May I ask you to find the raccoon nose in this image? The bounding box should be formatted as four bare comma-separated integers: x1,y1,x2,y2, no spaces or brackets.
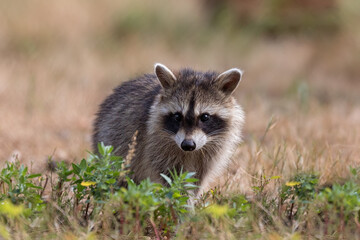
181,139,196,151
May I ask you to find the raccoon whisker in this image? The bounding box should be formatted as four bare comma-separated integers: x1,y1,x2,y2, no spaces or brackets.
199,148,207,160
202,144,219,157
207,130,227,136
211,137,227,142
206,144,224,153
207,138,226,146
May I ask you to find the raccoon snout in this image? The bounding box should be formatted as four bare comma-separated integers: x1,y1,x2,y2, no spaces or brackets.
181,139,196,151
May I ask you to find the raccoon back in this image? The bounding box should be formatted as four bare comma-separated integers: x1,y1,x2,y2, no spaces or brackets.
92,74,161,157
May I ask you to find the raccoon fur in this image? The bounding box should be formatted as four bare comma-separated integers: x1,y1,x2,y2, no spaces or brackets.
92,63,245,193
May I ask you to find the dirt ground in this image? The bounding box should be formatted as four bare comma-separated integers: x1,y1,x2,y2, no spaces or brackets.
1,0,359,194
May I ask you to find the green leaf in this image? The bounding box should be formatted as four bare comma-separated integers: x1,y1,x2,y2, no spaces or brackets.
28,184,42,190
77,184,86,192
186,178,198,183
350,167,357,176
184,183,198,188
160,174,172,185
185,172,196,178
178,196,189,202
165,192,174,199
72,164,80,174
79,159,87,170
173,192,181,198
27,174,41,179
98,142,105,156
106,179,116,184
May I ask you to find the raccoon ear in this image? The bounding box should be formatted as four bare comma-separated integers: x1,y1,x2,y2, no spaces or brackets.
154,63,177,89
214,68,243,96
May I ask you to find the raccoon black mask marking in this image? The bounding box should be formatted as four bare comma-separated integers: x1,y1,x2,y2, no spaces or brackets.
92,63,245,194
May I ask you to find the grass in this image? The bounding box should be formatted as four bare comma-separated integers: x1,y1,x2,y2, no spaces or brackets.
1,0,360,238
1,143,360,239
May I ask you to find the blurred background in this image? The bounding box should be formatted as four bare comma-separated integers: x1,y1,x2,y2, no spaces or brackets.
0,0,359,188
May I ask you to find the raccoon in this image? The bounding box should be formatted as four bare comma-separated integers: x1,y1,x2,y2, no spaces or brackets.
92,63,245,193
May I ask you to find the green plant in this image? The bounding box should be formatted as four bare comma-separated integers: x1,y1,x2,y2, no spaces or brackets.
72,143,125,200
281,173,319,202
0,161,44,212
68,143,126,221
280,173,319,221
101,170,198,238
103,178,160,236
317,181,360,236
155,170,198,236
2,143,360,238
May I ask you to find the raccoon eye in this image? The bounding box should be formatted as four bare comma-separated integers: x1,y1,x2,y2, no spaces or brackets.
173,112,183,122
200,113,210,122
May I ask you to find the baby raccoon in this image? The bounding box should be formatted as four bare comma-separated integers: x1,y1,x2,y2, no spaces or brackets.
92,63,245,193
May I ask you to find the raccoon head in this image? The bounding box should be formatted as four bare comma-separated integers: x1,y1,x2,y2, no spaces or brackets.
152,63,243,152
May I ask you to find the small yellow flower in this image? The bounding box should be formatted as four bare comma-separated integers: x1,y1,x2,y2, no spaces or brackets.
204,204,229,218
81,181,96,187
285,181,301,187
270,176,281,180
0,200,24,218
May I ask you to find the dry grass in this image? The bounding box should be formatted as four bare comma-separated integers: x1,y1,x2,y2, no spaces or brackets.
0,0,360,197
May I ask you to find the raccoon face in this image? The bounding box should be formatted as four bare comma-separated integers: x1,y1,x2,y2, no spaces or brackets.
154,63,243,152
163,111,226,151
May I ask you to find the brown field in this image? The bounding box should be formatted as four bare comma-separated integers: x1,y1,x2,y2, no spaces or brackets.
1,0,360,195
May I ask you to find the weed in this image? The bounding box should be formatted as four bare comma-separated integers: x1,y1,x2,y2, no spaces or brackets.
0,145,360,238
0,161,44,212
